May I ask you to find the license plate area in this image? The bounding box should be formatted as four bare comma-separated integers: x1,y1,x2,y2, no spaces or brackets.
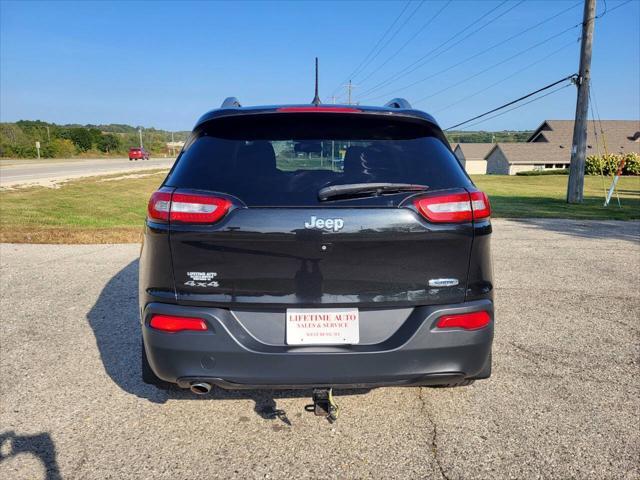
286,308,359,345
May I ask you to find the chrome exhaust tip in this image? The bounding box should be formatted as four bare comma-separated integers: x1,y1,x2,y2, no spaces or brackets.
190,382,212,395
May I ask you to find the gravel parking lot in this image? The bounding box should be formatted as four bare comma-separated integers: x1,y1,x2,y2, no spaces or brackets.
1,219,638,480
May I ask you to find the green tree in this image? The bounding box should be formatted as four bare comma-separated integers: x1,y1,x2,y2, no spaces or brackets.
69,128,93,151
88,128,102,146
96,134,120,153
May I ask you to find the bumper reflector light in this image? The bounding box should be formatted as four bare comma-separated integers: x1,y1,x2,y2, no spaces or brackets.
149,314,208,333
436,311,491,330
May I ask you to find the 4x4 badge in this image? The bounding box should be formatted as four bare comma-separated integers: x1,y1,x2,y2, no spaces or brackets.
304,215,344,232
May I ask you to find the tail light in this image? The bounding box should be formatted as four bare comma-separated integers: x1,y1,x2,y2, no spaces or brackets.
170,192,232,223
414,190,491,223
148,189,172,221
469,191,491,220
436,311,491,330
147,189,233,224
149,314,208,333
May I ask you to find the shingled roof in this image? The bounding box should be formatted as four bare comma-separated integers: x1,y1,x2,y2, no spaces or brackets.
454,143,494,161
487,143,571,164
528,120,640,153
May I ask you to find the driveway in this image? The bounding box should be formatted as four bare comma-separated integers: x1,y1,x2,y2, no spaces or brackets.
0,219,638,479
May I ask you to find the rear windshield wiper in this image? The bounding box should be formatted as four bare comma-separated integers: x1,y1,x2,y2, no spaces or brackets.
318,183,429,202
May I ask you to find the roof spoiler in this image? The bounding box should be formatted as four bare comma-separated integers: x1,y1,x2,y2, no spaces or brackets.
221,97,242,108
384,98,412,109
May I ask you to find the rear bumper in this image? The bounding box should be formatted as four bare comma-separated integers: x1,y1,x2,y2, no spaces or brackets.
141,299,493,389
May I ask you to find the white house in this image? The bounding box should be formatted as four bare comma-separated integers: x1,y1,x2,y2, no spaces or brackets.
485,143,570,175
453,143,493,174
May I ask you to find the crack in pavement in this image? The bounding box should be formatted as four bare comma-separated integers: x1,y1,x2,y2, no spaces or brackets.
418,387,450,480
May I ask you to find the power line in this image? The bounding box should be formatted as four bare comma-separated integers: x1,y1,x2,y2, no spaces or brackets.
350,0,426,83
458,84,573,130
444,74,577,130
359,1,581,102
599,0,608,18
330,1,412,96
362,0,629,101
412,24,579,105
388,0,632,110
593,0,636,19
356,1,452,86
357,0,515,98
433,39,578,114
442,0,635,133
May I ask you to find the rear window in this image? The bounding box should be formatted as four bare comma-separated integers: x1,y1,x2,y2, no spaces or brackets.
165,113,471,207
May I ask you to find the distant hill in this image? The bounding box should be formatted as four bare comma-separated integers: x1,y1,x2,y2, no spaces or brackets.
0,120,190,158
445,130,532,144
1,120,532,159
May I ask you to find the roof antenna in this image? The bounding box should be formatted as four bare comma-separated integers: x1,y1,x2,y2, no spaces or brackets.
311,57,321,105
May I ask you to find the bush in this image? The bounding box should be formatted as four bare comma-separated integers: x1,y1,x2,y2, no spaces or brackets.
68,128,93,152
516,169,569,176
586,152,640,176
96,134,121,153
0,143,36,158
48,138,76,158
624,152,640,175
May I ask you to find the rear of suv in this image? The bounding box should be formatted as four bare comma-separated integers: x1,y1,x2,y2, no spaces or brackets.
139,99,494,393
129,147,150,161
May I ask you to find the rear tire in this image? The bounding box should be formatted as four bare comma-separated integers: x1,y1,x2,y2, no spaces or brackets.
141,340,173,390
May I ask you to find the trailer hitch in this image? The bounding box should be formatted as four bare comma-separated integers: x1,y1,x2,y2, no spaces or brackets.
305,388,339,422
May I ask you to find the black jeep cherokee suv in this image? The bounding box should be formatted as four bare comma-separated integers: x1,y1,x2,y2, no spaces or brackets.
139,98,493,393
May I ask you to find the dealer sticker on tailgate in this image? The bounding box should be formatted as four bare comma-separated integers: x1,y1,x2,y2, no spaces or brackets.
286,308,359,345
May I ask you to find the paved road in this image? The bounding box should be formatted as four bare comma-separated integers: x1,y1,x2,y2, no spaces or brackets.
1,219,638,480
0,157,174,187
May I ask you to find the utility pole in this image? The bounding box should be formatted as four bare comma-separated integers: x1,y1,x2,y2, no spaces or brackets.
139,128,144,149
342,80,357,105
567,0,596,204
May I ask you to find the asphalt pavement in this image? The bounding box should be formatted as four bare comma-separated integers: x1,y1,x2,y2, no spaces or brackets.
0,218,638,479
0,157,174,187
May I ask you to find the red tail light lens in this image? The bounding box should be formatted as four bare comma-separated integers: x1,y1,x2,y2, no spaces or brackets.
149,314,208,333
170,192,232,224
414,191,491,223
436,311,491,330
415,192,473,223
146,189,233,224
470,191,491,219
147,190,172,221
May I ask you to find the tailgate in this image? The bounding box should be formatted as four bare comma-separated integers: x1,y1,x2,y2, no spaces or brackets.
169,207,472,307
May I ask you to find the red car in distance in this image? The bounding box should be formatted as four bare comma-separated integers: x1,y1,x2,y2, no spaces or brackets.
129,147,150,161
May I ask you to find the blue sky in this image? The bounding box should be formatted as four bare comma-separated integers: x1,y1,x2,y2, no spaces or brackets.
1,0,638,131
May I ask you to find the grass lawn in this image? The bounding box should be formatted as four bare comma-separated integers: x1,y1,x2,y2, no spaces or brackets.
473,174,640,221
0,170,168,243
0,171,638,243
